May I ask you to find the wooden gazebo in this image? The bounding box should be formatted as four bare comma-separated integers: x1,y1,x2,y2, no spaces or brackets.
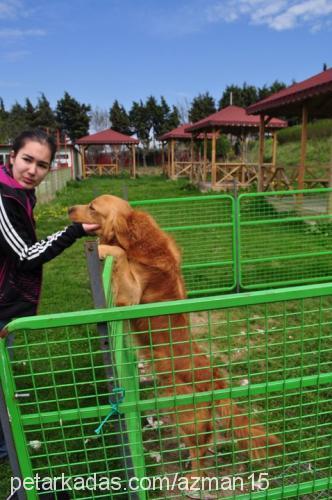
158,125,212,180
185,105,287,191
76,129,139,178
247,68,332,190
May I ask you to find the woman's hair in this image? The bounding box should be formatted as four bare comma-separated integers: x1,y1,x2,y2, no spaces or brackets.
12,129,57,164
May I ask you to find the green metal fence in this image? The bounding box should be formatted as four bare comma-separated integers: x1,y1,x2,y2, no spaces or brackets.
131,195,236,296
238,188,332,290
133,188,332,293
1,277,331,498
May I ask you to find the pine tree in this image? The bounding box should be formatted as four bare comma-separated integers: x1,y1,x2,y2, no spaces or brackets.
0,98,9,143
109,100,131,135
5,102,30,141
56,91,91,141
33,93,57,130
129,100,151,166
189,92,216,123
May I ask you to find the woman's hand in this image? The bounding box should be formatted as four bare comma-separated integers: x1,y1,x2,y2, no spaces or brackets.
82,223,100,235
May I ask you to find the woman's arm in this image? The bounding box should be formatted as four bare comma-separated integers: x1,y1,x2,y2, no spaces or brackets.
0,193,87,271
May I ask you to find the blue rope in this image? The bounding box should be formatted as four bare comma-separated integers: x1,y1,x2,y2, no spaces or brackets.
95,387,125,435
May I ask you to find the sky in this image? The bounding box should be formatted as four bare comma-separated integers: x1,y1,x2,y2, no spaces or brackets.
0,0,332,116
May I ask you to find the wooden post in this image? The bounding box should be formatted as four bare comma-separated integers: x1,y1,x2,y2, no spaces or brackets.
190,137,194,162
161,141,165,173
203,133,207,181
258,114,265,191
211,128,217,187
167,141,170,176
298,103,308,190
81,145,87,178
132,144,136,178
328,137,332,214
171,139,175,178
272,130,277,169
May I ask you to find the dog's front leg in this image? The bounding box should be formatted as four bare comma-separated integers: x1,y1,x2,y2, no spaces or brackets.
98,244,142,306
98,244,126,260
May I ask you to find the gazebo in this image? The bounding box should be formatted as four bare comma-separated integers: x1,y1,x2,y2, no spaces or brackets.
247,68,332,190
185,105,287,191
76,129,139,178
158,125,213,180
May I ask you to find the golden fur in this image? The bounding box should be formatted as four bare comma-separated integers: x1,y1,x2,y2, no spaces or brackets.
68,194,280,478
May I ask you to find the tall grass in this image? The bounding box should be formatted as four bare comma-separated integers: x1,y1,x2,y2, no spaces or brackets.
277,118,332,144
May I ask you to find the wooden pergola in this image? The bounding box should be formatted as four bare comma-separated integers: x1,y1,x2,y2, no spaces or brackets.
185,105,287,191
247,68,332,191
76,129,139,178
158,125,212,180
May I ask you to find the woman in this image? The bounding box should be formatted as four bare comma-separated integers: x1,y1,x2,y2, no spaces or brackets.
0,129,99,460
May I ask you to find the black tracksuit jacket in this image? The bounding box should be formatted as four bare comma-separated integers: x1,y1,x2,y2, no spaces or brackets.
0,166,85,323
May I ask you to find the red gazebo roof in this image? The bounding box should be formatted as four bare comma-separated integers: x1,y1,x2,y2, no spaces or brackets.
185,105,287,133
158,124,213,141
247,68,332,117
76,128,139,145
159,124,192,141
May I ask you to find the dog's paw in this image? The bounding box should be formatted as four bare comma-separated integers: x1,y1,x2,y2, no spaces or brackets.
98,244,125,260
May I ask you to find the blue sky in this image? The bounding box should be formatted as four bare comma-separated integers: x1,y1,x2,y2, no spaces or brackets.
0,0,332,116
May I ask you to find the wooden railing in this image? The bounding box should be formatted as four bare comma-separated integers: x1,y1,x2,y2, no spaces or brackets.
214,162,260,188
84,163,119,176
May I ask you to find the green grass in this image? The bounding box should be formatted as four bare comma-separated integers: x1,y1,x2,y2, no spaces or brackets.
1,175,331,498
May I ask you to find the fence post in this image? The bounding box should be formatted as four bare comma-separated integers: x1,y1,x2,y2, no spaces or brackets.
85,241,140,500
232,179,241,293
0,382,26,499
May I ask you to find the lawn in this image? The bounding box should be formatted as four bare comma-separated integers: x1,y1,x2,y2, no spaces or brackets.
0,175,331,498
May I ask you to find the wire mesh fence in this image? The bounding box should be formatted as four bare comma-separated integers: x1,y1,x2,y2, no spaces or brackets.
1,281,331,499
132,188,332,293
238,188,332,290
131,195,236,296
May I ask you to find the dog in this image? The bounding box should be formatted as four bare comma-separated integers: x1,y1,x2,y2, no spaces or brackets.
68,194,280,479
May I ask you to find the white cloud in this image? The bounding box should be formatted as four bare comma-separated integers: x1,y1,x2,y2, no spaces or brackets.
1,49,30,61
0,28,46,38
0,79,21,87
205,0,332,31
0,0,23,19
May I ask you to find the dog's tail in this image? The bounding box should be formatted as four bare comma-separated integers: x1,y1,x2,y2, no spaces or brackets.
217,397,281,460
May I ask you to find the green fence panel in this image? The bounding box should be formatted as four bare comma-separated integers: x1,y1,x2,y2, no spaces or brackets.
1,281,331,498
131,194,236,296
238,188,332,290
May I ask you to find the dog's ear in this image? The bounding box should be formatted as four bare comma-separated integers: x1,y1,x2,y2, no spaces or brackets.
113,214,130,249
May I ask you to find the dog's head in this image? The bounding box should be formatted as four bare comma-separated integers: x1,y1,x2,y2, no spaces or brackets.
68,194,133,247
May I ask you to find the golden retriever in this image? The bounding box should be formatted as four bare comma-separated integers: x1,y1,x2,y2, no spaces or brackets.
68,194,280,479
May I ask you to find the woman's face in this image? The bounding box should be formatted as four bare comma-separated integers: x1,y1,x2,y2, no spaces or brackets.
11,140,52,189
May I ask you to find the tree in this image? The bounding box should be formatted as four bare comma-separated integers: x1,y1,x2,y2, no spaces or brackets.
5,102,30,141
129,100,151,166
56,91,90,141
24,98,36,128
0,98,9,143
258,80,287,101
90,106,110,133
189,92,216,123
32,93,57,130
219,83,258,109
109,100,131,135
146,95,179,141
166,105,180,131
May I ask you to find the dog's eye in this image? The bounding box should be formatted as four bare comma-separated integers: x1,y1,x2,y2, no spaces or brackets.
89,205,95,212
